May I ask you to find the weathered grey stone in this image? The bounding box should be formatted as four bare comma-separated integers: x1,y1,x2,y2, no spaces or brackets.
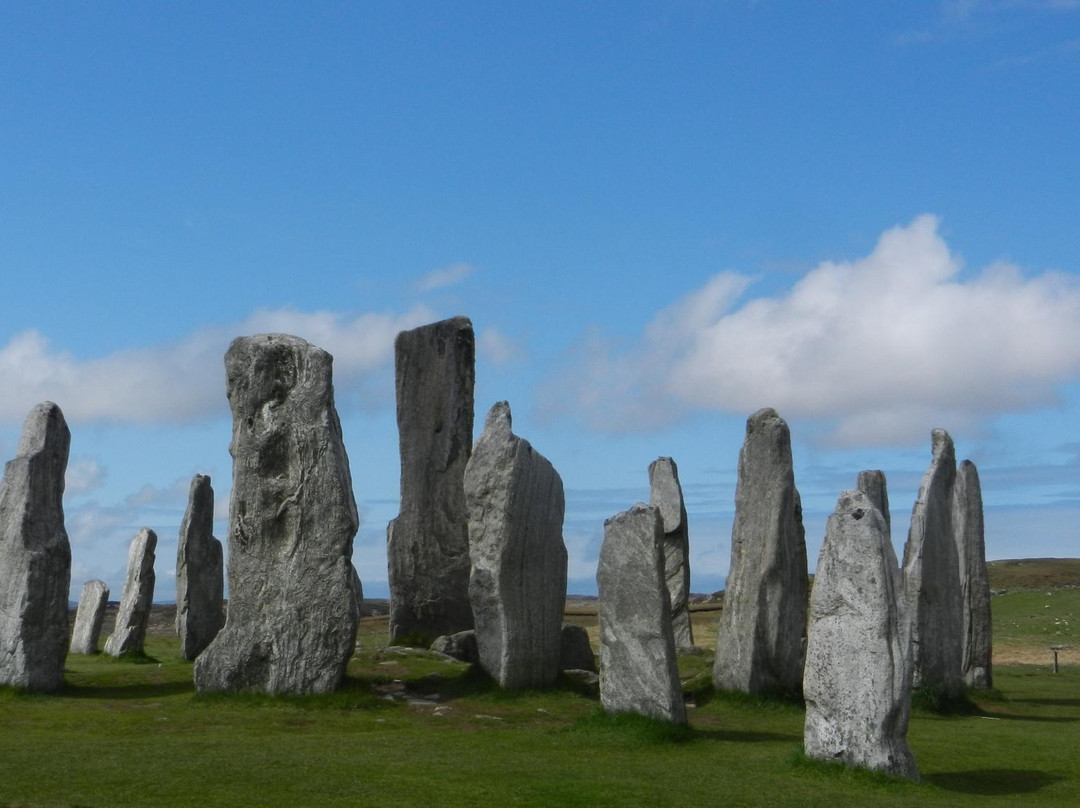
194,334,360,695
388,316,475,642
902,429,963,698
597,503,686,724
955,459,992,689
104,528,157,657
560,624,596,673
804,489,918,781
465,402,567,689
648,457,694,649
70,579,109,655
713,408,808,696
175,474,225,660
430,630,479,664
0,402,71,691
856,469,891,535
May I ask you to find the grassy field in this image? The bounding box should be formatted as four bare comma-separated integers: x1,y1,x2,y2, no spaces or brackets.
2,566,1079,808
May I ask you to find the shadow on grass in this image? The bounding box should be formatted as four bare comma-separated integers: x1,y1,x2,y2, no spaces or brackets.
568,708,799,745
926,769,1066,795
695,684,804,712
193,675,394,711
61,680,194,700
980,712,1079,723
1010,696,1080,708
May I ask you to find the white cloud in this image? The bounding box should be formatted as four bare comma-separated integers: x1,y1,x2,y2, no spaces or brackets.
65,457,107,495
545,215,1080,446
0,304,435,426
477,326,524,368
414,262,477,293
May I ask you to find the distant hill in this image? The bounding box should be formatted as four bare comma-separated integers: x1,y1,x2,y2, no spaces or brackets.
987,558,1080,591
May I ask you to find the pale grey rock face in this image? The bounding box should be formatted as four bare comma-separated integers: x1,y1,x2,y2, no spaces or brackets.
0,402,71,692
465,402,567,689
104,528,157,657
955,460,992,689
804,489,918,781
559,624,596,673
194,334,360,695
388,317,475,642
902,429,963,697
430,630,479,664
597,503,686,724
175,474,225,660
856,469,891,535
713,408,808,696
70,579,110,655
648,457,694,649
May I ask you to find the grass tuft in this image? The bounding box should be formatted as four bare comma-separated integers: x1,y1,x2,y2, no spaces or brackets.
786,748,919,790
569,706,697,744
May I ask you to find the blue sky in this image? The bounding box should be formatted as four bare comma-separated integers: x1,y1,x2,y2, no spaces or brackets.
2,1,1078,600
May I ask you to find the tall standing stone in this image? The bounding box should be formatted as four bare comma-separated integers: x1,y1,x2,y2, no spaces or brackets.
175,474,225,660
70,579,110,655
856,469,891,535
465,402,567,689
597,503,686,724
104,528,157,657
0,402,71,692
955,459,992,689
194,334,360,695
804,489,918,781
648,457,694,649
902,429,963,697
713,408,808,696
387,316,475,642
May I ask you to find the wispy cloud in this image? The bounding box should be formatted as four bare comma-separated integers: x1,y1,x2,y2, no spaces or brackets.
65,457,107,494
415,262,478,293
477,326,524,368
542,215,1080,447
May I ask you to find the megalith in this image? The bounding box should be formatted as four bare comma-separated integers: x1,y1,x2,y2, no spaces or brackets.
465,402,567,689
902,429,963,697
194,334,360,695
804,489,918,781
104,527,157,657
597,503,686,724
560,624,596,673
955,459,992,689
856,469,891,535
0,402,71,692
713,408,808,696
648,457,694,649
387,316,475,643
175,474,225,660
70,579,110,655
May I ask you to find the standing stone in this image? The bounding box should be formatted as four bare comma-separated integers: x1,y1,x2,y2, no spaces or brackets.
175,474,225,660
104,528,157,657
804,489,918,781
856,469,891,535
560,624,596,673
955,459,992,689
0,402,71,692
70,579,110,655
194,334,360,695
597,503,686,724
902,429,963,698
713,408,808,696
465,402,567,689
388,317,475,642
648,457,694,649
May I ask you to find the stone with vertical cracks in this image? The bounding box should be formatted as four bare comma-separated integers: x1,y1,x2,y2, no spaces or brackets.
597,503,686,724
388,317,475,642
70,579,110,655
465,402,567,689
176,474,225,660
955,460,992,689
0,402,71,691
902,429,963,698
804,489,918,781
648,457,694,649
105,528,157,657
713,408,808,696
856,470,891,535
194,334,360,694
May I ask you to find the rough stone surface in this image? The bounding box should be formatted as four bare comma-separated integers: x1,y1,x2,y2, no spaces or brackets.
0,402,71,691
713,408,808,696
104,528,157,657
856,469,891,535
597,503,686,724
175,474,225,660
559,624,596,673
804,489,919,781
388,316,475,642
955,459,992,689
465,402,567,689
194,334,360,695
70,579,110,655
648,457,694,649
430,630,479,664
902,429,963,698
